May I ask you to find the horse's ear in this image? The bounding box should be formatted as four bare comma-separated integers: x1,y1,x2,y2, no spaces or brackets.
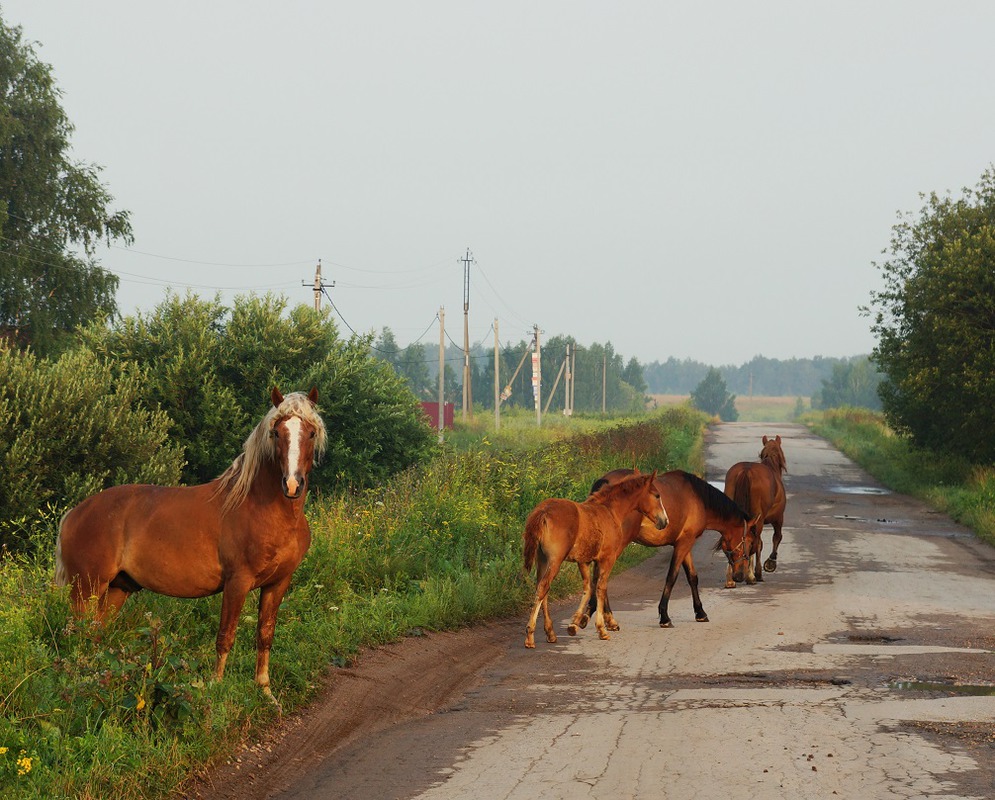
271,386,284,407
762,435,769,444
775,435,781,443
307,386,319,405
633,466,641,475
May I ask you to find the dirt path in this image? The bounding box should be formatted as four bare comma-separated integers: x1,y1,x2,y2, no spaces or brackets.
183,422,995,800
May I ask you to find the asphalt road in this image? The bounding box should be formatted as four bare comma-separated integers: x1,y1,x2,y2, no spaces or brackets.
189,422,995,800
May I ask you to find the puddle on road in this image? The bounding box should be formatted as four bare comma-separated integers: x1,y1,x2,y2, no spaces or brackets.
829,485,891,495
891,681,995,697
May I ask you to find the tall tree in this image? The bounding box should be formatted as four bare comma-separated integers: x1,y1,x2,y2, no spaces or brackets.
691,367,738,421
0,15,132,353
867,167,995,461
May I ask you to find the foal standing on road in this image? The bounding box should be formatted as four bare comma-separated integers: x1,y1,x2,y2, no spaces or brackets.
522,472,668,648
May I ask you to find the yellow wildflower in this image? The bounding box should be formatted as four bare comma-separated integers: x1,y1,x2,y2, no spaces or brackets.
16,755,32,775
0,746,7,755
136,695,146,711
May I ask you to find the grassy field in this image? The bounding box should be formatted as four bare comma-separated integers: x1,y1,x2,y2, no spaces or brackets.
648,394,809,423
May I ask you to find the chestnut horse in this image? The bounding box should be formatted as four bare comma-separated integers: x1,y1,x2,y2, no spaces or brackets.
723,434,787,581
522,472,668,648
55,387,326,701
586,469,752,630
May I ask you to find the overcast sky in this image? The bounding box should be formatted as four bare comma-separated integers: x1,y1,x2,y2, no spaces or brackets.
5,2,994,366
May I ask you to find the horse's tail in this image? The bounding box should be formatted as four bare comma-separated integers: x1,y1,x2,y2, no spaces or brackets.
522,508,547,575
53,512,70,587
732,472,755,528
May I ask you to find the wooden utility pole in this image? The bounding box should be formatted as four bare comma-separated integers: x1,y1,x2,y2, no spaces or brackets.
602,353,607,414
493,318,500,431
533,324,542,427
301,259,332,311
438,307,445,443
461,248,474,421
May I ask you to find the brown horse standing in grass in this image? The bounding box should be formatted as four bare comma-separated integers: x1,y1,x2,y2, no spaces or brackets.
522,472,668,648
723,434,787,581
55,387,326,702
586,469,753,630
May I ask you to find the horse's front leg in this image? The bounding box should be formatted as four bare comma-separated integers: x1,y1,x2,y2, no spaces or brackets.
582,562,619,631
215,576,253,682
594,554,619,640
256,574,294,708
681,553,708,622
657,547,685,628
753,530,765,582
764,521,783,573
568,562,592,636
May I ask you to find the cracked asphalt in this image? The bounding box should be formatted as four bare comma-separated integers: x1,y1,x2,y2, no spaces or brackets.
197,422,995,800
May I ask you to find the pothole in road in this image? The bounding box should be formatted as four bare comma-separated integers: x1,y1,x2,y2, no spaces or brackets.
829,485,891,495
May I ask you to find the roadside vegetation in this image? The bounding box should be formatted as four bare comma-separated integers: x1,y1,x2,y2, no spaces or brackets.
810,408,995,548
0,406,707,799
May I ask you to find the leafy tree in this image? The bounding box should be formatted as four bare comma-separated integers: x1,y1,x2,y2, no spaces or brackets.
812,357,883,410
0,342,183,550
399,342,433,399
622,356,647,395
691,367,738,421
867,167,995,461
0,15,132,354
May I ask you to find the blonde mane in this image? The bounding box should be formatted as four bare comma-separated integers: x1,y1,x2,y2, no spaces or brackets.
216,392,327,515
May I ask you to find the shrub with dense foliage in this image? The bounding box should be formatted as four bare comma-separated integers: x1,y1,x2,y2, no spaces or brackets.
82,292,438,489
0,343,183,552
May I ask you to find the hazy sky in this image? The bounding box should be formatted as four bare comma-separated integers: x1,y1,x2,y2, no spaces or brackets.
5,2,995,366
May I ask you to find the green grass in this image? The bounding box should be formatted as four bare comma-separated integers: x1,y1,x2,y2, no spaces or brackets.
0,406,708,799
809,407,995,547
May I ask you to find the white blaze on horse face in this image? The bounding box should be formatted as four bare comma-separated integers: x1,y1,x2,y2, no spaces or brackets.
283,417,303,495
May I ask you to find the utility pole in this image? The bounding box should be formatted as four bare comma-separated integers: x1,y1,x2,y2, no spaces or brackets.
533,324,542,427
493,318,500,431
564,342,573,416
301,259,333,311
438,307,445,443
460,248,475,421
602,353,607,415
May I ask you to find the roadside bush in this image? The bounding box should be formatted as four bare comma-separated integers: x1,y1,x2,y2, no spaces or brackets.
0,344,183,552
81,292,438,490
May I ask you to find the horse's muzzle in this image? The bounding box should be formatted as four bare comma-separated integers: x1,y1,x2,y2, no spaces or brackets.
653,511,668,530
282,475,304,499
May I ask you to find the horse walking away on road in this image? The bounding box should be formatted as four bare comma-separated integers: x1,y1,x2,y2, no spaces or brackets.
723,434,787,580
522,471,668,648
55,387,326,703
586,468,752,630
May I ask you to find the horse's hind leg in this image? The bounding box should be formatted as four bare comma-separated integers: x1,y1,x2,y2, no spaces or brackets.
764,521,783,573
593,553,620,640
568,562,592,636
525,553,560,648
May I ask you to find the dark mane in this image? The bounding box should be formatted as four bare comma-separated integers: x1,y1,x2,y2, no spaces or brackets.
682,472,749,521
589,468,636,497
587,472,647,505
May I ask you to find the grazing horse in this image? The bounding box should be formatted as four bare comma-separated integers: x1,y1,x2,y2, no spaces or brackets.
723,434,787,581
55,387,325,701
586,469,752,630
522,472,668,648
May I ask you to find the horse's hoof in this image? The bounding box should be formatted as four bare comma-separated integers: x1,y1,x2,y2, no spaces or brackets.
578,614,589,629
724,581,736,589
525,640,535,649
763,559,778,573
598,631,611,641
546,633,557,643
567,624,578,636
659,620,674,629
696,615,709,623
607,622,620,632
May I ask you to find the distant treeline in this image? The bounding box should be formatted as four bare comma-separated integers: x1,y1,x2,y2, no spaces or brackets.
644,355,871,397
